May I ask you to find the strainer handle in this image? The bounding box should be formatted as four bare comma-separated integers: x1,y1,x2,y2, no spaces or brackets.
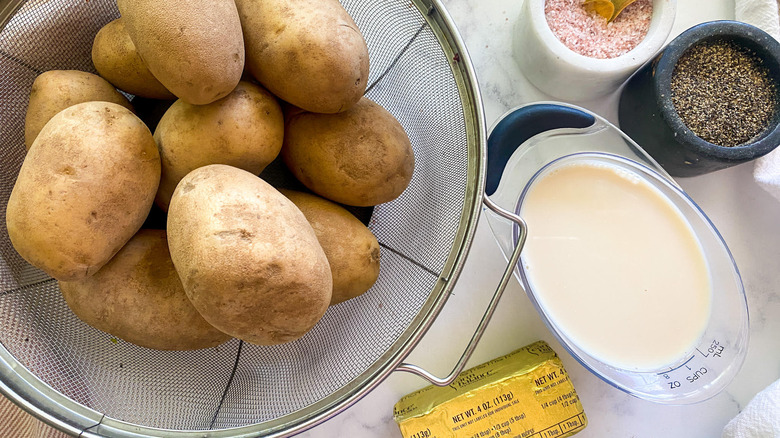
394,196,527,386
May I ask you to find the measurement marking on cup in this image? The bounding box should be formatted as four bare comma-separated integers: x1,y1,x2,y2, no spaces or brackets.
697,340,724,358
657,355,695,375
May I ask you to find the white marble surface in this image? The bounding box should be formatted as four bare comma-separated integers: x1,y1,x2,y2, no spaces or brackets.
300,0,780,437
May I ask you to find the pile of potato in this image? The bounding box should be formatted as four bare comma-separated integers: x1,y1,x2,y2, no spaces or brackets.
6,0,415,350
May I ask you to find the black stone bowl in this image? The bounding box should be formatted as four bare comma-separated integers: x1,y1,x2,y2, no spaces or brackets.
618,20,780,177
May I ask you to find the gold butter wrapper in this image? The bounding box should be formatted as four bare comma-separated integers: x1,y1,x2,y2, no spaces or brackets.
393,341,587,438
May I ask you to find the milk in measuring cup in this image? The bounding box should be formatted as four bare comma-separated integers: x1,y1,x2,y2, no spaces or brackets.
520,160,712,372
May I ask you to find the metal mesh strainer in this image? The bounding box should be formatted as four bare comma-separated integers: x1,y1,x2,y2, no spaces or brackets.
0,0,497,436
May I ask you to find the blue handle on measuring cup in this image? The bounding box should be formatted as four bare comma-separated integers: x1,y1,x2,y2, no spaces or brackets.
486,103,596,196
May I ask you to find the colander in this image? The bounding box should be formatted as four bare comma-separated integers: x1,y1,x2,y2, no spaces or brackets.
0,0,526,436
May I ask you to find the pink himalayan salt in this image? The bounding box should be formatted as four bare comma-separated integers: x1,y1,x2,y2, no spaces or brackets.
545,0,653,59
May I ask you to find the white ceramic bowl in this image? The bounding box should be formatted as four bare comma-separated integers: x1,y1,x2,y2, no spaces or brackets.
514,0,676,101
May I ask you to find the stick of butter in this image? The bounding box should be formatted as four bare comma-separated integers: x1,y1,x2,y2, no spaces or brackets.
393,341,587,438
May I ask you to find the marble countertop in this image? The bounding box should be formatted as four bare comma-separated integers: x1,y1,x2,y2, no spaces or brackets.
300,0,780,437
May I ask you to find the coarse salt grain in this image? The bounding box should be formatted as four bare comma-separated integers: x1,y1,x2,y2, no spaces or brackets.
545,0,653,59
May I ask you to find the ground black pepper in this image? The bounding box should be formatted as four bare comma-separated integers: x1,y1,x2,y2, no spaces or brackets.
670,39,778,147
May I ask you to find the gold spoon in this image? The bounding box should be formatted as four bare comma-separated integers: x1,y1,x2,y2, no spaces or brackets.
583,0,639,22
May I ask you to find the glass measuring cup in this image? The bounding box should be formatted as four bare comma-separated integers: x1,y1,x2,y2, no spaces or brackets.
484,102,749,404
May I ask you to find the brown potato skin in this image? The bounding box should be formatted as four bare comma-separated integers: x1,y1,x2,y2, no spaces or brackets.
7,102,160,281
235,0,369,114
280,190,380,305
154,81,283,211
91,18,175,100
167,165,332,345
282,97,415,206
117,0,244,105
24,70,133,150
59,229,231,350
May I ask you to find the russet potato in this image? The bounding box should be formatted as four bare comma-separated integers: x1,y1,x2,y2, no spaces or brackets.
59,229,231,350
235,0,369,113
91,18,175,100
167,165,332,345
117,0,244,105
7,102,160,281
282,97,415,206
24,70,133,150
280,189,380,305
154,81,283,211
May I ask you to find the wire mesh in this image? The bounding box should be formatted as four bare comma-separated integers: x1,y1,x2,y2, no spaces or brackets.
0,0,475,434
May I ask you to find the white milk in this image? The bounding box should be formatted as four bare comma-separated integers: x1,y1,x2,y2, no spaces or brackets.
520,160,712,371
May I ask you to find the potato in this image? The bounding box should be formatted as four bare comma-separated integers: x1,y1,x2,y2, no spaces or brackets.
91,18,175,100
59,229,230,350
167,165,332,345
282,97,415,206
117,0,244,105
235,0,369,113
154,81,283,211
24,70,133,150
7,102,160,281
280,190,380,305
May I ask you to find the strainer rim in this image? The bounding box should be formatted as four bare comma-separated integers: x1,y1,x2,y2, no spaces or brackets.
0,0,487,435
